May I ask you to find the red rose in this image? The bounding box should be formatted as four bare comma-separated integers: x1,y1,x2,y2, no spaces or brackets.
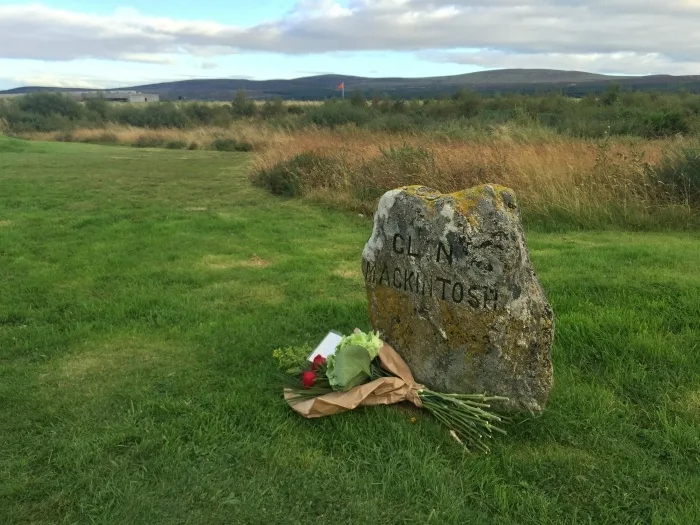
312,355,327,371
302,370,317,389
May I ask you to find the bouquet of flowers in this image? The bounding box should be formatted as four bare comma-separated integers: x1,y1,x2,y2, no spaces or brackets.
274,329,508,453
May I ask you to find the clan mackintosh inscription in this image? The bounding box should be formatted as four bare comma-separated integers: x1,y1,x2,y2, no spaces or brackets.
362,184,555,413
363,235,500,310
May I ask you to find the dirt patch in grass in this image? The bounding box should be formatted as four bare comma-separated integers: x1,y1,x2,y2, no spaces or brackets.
40,336,194,394
200,254,271,270
333,266,361,280
0,220,11,227
198,281,286,307
681,388,700,423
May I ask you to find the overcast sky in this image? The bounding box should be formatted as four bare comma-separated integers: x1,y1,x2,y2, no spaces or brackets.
1,0,700,89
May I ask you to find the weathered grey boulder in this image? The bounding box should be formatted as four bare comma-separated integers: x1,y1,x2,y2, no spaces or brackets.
362,184,554,413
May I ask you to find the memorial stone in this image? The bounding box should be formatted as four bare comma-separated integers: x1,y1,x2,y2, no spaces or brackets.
362,184,554,413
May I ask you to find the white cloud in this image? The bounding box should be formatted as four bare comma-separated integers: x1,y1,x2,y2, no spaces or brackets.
5,74,106,89
425,51,700,77
0,2,700,75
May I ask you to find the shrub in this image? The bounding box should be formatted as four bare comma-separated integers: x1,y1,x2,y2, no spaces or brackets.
114,102,189,128
210,138,234,151
452,89,482,118
261,97,285,118
55,130,74,142
233,140,254,152
84,96,109,120
211,138,253,152
18,93,84,119
141,103,189,128
251,152,330,196
231,90,256,118
649,145,700,202
166,140,187,149
350,90,367,108
134,135,165,148
94,132,119,144
367,114,415,133
182,102,225,126
304,102,371,128
286,104,306,115
643,111,690,138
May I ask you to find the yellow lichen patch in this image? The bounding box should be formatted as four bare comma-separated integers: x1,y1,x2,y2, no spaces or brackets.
400,183,519,224
200,254,270,270
438,300,500,358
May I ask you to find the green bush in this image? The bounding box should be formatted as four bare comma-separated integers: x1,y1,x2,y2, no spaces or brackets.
182,102,228,126
367,114,415,133
231,90,256,118
84,96,109,120
166,140,187,149
18,93,83,119
643,111,690,138
55,130,74,142
452,89,482,118
113,102,189,128
233,141,254,152
261,97,285,118
211,138,253,152
84,132,118,145
250,152,328,196
649,145,700,202
304,102,371,128
212,138,238,151
350,90,367,108
134,135,165,148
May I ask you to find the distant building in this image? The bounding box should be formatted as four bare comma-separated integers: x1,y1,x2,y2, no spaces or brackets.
73,91,160,103
0,89,160,102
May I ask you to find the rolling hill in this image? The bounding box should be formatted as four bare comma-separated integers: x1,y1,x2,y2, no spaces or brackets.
3,69,700,101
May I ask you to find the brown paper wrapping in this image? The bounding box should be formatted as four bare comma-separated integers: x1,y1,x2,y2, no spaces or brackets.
284,343,425,418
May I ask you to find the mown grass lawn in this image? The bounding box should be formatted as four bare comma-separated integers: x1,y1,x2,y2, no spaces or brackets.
1,136,698,525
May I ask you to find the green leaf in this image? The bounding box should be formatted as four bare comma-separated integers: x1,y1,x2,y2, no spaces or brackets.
326,344,372,391
337,330,383,359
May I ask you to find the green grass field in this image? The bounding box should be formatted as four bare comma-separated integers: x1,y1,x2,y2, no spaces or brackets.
1,136,699,524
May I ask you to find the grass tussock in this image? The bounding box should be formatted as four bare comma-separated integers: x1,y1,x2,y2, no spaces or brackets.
23,123,296,152
250,131,700,229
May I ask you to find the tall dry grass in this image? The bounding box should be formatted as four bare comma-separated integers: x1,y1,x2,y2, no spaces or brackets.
251,130,695,228
17,121,698,228
22,123,299,152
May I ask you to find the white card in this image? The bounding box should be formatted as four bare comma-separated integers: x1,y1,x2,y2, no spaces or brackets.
308,331,343,361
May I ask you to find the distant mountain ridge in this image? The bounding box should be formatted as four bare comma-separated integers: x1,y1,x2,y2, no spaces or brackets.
3,69,700,100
